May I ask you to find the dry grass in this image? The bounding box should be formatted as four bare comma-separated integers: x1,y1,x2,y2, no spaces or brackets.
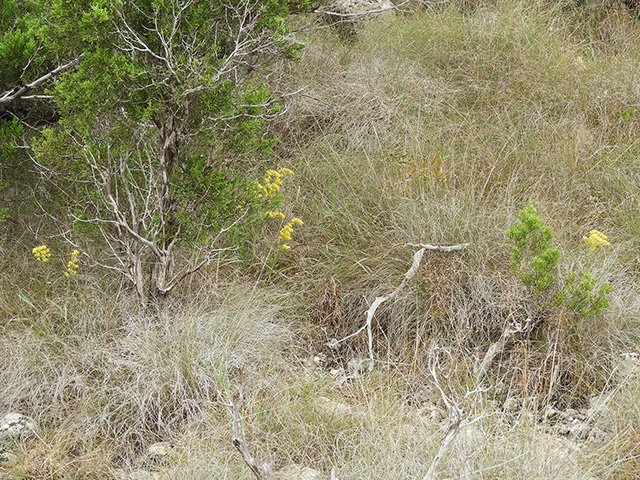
3,0,640,478
0,280,293,477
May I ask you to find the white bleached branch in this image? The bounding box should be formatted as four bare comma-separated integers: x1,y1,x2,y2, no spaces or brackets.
329,242,470,370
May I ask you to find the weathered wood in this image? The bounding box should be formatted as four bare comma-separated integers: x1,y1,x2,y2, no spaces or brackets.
0,55,83,105
329,242,470,370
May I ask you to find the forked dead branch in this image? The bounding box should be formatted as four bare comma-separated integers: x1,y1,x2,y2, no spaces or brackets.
329,242,470,370
423,345,490,480
220,385,275,480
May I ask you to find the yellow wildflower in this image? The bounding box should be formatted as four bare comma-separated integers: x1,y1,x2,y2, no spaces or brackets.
32,245,51,262
279,218,303,250
255,168,294,199
265,211,286,219
583,230,610,251
64,249,80,277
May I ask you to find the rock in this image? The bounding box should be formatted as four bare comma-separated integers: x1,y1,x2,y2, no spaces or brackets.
537,401,612,444
313,353,327,368
416,404,447,423
502,396,522,414
614,352,639,385
0,412,37,442
570,422,608,443
111,468,161,480
316,0,395,40
145,442,174,465
128,469,161,480
347,357,371,376
275,463,325,480
328,358,371,386
0,450,19,466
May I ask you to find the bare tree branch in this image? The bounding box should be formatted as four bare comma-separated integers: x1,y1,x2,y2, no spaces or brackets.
423,346,490,480
0,55,84,105
329,242,470,370
316,0,443,17
474,315,533,381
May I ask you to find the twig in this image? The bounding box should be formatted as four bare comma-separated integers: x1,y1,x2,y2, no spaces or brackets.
315,0,449,17
294,0,450,35
329,242,469,371
0,55,84,105
423,346,489,480
474,316,532,381
221,386,274,480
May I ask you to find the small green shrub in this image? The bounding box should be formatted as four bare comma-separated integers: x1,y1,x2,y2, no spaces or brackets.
506,201,561,295
506,201,612,318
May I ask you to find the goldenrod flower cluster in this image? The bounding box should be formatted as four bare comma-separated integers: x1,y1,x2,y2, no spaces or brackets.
279,218,303,250
32,245,51,262
64,249,80,277
255,168,294,199
583,230,610,251
265,211,285,219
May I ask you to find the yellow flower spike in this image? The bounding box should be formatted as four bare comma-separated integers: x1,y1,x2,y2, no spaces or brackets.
279,217,303,250
64,249,80,277
256,168,295,200
265,211,286,219
583,230,610,251
32,245,51,262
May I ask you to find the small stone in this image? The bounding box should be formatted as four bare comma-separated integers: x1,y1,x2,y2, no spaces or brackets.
146,442,174,465
615,352,639,385
0,413,37,442
0,450,19,466
275,463,325,480
502,396,521,413
416,404,446,423
313,396,367,421
128,469,161,480
541,405,562,422
347,357,372,376
313,354,327,366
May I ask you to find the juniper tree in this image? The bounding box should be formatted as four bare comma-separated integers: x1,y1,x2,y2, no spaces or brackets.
23,0,306,306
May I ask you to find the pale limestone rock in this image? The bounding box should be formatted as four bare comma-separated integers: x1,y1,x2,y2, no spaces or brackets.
0,412,36,442
128,469,161,480
113,468,161,480
316,0,395,39
275,463,325,480
614,352,639,385
0,450,19,466
145,442,174,465
313,396,366,420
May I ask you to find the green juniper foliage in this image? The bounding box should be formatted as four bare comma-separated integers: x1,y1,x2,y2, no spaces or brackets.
562,271,613,318
506,201,560,294
0,0,52,94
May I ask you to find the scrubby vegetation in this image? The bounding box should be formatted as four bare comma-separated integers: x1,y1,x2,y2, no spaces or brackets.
3,0,640,478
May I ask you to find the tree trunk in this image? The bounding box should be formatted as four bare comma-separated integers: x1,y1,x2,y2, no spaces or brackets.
147,110,181,310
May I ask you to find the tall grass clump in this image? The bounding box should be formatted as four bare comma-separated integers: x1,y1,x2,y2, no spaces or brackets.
0,280,293,476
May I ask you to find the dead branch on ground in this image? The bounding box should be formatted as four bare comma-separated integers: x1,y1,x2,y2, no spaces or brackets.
220,385,274,480
329,242,469,371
